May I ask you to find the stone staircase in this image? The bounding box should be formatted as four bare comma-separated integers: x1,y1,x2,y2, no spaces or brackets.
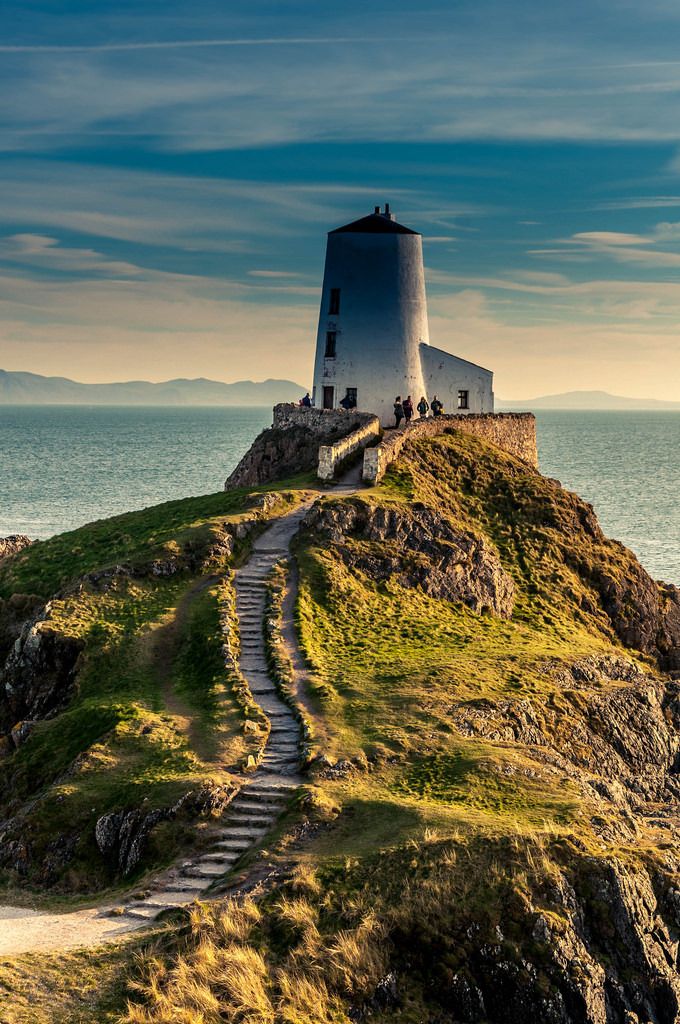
114,505,312,924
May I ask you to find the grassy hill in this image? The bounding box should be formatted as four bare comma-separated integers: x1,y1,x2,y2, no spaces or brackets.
1,432,679,1022
0,482,310,898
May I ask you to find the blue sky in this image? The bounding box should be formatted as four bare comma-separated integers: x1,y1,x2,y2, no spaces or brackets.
3,1,680,398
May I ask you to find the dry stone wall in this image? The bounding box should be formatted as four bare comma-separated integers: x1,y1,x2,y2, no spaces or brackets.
317,417,381,481
272,404,376,434
363,413,538,484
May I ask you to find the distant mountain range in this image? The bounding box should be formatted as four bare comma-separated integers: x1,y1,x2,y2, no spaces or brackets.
0,370,307,406
497,390,680,411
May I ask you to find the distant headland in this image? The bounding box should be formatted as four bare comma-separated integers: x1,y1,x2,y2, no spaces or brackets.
497,389,680,411
0,369,306,406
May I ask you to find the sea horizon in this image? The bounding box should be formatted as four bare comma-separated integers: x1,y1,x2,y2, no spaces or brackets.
1,404,678,585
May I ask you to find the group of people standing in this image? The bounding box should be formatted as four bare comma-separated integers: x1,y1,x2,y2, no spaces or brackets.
393,394,443,428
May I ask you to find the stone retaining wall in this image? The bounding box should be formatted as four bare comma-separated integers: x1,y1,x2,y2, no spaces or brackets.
317,417,381,481
362,412,538,484
273,403,376,435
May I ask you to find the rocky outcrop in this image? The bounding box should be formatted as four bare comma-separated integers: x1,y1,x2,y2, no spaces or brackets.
527,483,680,670
451,655,680,840
0,606,83,733
305,499,515,618
0,592,43,662
568,533,680,670
95,782,237,876
0,535,32,561
402,849,680,1024
225,424,344,488
225,405,375,488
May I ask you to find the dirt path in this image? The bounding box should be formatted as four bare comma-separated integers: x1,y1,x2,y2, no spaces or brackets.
0,501,320,956
0,473,362,957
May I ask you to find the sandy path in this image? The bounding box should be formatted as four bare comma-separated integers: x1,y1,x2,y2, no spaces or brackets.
0,903,146,956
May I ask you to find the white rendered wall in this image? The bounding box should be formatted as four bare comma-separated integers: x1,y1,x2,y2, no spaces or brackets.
312,231,429,426
419,344,494,414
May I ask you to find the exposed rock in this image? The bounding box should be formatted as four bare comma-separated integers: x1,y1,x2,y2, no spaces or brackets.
225,404,375,488
94,781,237,876
0,593,43,666
450,656,680,843
391,847,680,1024
0,607,84,731
0,535,32,560
305,499,515,618
225,425,341,488
552,495,680,670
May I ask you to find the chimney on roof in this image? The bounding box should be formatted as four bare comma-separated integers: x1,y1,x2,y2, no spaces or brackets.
384,202,395,221
374,205,380,214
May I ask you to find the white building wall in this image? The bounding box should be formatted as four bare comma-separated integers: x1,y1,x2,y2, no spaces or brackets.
419,344,494,415
312,231,429,426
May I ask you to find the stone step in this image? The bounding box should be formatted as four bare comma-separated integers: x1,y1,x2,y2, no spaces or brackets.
229,794,284,811
243,782,298,795
121,905,165,921
228,813,277,827
217,823,267,837
197,852,240,864
138,890,198,908
185,864,229,879
214,834,253,847
165,878,209,893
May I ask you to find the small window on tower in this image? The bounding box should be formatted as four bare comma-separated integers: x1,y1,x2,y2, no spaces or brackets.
329,288,341,315
457,389,469,410
325,331,337,358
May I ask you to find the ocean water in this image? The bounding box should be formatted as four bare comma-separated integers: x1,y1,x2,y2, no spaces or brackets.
0,406,678,584
0,405,270,540
536,411,680,586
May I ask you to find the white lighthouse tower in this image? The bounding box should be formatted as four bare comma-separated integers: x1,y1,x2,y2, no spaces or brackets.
312,205,493,426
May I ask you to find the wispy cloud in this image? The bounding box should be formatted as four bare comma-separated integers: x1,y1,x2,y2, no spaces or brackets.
0,36,418,54
0,233,144,276
8,10,680,152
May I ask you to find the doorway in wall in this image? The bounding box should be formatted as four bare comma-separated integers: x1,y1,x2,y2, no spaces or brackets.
323,386,335,409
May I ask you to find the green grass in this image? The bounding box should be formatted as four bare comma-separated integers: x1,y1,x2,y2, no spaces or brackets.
0,484,310,896
1,432,672,1023
0,478,312,600
289,430,656,869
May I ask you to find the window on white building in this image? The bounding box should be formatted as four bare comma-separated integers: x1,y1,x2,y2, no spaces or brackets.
329,288,341,315
457,389,469,410
325,331,337,358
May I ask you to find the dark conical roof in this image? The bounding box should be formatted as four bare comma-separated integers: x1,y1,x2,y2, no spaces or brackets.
330,206,418,236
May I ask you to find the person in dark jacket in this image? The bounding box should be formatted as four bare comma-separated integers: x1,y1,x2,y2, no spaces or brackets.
299,392,312,407
417,396,429,418
403,395,414,423
393,396,404,428
431,395,444,417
